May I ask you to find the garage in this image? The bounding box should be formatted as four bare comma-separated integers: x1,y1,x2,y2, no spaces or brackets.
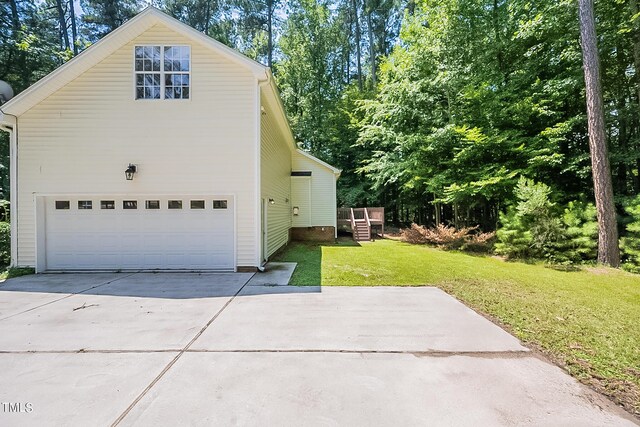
39,195,235,271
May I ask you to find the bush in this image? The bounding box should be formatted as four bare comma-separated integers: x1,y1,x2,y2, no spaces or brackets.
0,221,10,267
400,223,429,245
553,201,598,264
621,196,640,273
495,177,598,264
400,223,495,252
463,231,497,253
495,177,563,260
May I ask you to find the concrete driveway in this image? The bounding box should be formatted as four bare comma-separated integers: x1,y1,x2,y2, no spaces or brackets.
0,273,636,426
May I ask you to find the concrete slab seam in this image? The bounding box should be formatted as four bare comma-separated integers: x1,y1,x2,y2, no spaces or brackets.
0,349,531,357
109,274,253,427
0,273,138,322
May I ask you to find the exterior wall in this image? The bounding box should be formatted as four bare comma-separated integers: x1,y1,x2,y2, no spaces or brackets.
291,152,337,230
291,176,311,227
260,94,292,259
16,23,258,267
291,226,335,242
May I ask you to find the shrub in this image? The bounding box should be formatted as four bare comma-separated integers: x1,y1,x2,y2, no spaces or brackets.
422,224,478,249
494,209,533,259
553,201,598,264
495,177,563,259
621,196,640,273
400,223,495,252
0,221,10,267
495,178,597,264
463,231,497,253
400,223,429,245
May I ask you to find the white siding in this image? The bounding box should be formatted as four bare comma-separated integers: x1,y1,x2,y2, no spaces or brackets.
292,152,337,228
291,177,311,227
260,94,291,258
16,23,258,267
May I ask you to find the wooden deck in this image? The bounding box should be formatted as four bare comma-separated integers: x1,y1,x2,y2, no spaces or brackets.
337,207,385,241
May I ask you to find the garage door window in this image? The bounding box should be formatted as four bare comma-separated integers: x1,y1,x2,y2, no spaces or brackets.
145,200,160,209
55,201,70,210
190,200,205,209
101,200,115,210
78,201,92,210
123,200,138,209
168,200,182,209
213,200,228,209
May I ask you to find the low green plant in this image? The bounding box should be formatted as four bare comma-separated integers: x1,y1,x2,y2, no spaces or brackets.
621,196,640,273
1,267,35,279
0,221,10,267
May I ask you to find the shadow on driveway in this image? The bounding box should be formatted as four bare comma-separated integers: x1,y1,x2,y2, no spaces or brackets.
0,272,320,301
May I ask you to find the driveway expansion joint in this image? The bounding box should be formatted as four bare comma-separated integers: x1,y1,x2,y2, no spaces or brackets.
109,274,253,427
182,349,533,359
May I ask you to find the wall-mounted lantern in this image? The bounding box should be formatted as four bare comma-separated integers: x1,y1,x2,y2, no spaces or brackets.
125,164,137,181
293,206,299,216
268,198,275,205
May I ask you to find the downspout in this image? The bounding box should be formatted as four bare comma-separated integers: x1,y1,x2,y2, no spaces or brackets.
0,109,18,268
256,70,271,271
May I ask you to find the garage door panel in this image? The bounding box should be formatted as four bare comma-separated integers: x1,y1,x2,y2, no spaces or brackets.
43,196,235,271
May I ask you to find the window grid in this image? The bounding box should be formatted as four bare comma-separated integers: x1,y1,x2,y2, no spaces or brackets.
135,45,190,100
78,200,92,210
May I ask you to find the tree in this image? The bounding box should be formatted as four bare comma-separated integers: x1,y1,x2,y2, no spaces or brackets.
232,0,283,67
578,0,620,266
80,0,144,38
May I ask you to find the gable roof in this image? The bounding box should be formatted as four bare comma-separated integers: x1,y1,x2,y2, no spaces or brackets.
0,7,341,178
0,6,268,117
296,149,342,176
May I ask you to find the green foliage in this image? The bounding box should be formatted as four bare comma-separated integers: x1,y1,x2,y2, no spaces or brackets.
0,267,34,279
621,196,640,273
0,222,10,267
555,201,598,263
494,209,533,259
80,0,144,38
496,178,598,264
495,177,562,259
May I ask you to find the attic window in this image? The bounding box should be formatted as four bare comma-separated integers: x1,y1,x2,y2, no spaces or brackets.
135,45,190,100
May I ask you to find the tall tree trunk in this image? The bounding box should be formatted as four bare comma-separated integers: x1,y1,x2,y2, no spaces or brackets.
366,10,376,87
56,0,71,51
267,0,273,68
631,0,640,106
352,0,363,91
69,0,78,55
204,0,211,33
578,0,620,267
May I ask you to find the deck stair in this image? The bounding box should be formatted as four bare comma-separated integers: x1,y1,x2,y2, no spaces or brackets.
337,207,385,242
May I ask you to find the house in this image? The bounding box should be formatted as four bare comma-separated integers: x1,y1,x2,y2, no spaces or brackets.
0,7,340,273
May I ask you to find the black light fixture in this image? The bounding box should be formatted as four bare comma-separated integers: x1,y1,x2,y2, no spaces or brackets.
125,164,137,181
268,198,275,205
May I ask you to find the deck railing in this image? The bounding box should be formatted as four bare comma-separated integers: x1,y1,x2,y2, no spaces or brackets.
337,207,385,238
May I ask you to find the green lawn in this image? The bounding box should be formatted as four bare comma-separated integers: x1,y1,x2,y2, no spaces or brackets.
273,238,640,416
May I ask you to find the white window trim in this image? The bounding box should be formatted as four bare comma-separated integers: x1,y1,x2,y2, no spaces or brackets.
133,44,192,101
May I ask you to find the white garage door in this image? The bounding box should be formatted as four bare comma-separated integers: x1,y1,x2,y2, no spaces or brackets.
43,196,235,271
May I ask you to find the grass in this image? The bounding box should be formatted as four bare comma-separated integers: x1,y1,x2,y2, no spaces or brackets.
273,238,640,416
